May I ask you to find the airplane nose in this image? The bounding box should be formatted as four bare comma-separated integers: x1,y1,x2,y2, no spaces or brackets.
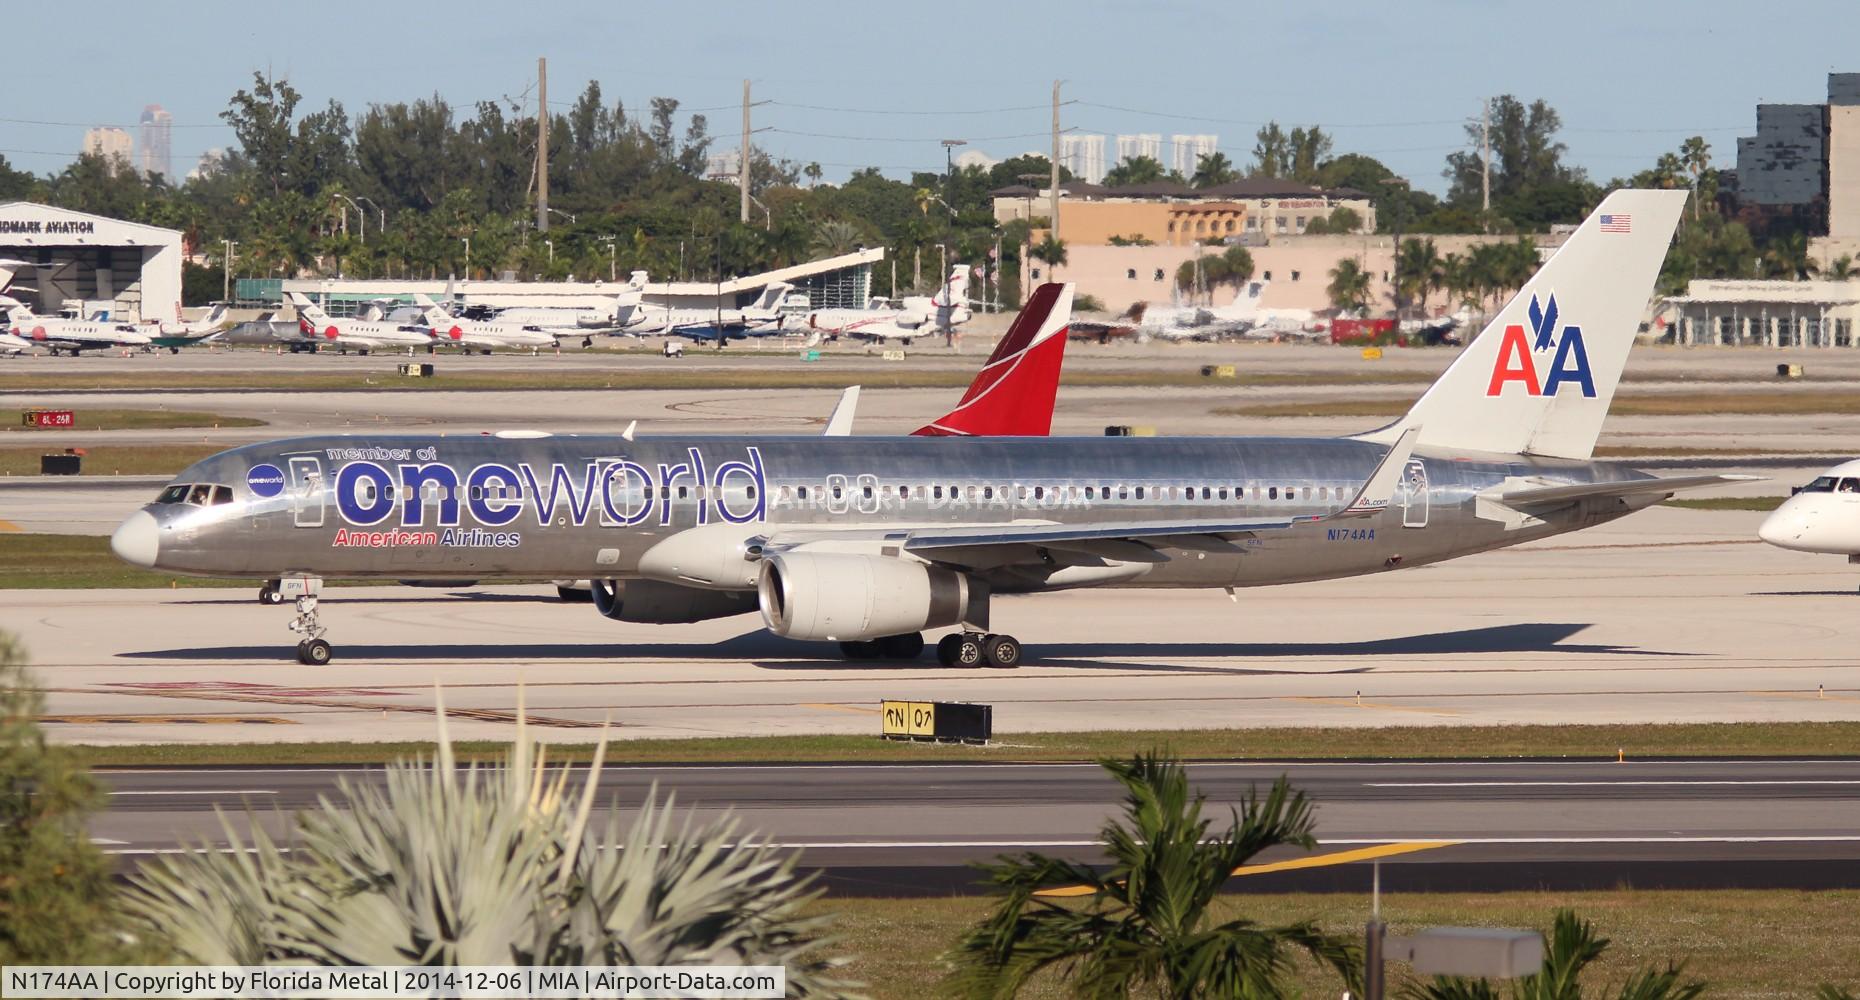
111,510,160,568
1757,503,1808,549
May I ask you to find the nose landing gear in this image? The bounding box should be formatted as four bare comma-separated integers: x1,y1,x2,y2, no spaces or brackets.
275,576,332,664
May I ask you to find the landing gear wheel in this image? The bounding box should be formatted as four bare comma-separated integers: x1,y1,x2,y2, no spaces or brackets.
937,633,984,668
297,638,332,665
879,633,925,660
839,639,884,660
258,583,284,605
556,585,586,603
983,633,1023,669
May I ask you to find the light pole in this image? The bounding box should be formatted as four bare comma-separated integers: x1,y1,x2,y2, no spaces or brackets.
355,195,384,234
546,239,555,270
601,235,617,281
747,194,771,231
547,208,577,225
460,237,470,280
1385,177,1410,320
221,239,237,304
335,194,365,244
941,137,966,220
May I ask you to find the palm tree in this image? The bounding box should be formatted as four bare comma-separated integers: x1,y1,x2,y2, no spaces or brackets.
809,219,865,259
1191,151,1239,188
1679,136,1711,221
1328,257,1373,312
1402,910,1706,1000
1825,254,1857,281
804,161,823,189
949,755,1358,998
1104,155,1166,187
1764,231,1818,281
1028,235,1067,279
123,709,855,994
1397,238,1442,317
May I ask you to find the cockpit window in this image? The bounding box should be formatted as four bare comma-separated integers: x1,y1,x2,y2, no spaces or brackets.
212,485,234,505
1803,476,1839,493
155,483,235,506
187,484,213,505
1841,478,1860,493
156,484,190,504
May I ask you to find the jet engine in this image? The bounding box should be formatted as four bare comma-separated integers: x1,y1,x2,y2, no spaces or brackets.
589,579,758,624
757,551,968,641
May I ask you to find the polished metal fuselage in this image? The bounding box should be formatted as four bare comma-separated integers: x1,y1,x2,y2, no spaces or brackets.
133,433,1656,590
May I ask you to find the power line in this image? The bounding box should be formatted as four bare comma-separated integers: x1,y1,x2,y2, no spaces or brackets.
765,99,1068,116
0,115,230,130
763,126,1071,144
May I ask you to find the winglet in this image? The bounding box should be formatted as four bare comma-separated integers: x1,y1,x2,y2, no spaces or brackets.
822,385,860,436
1337,426,1420,517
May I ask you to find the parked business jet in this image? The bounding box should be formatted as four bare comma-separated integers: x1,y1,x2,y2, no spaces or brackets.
115,192,1739,668
412,294,555,353
284,293,431,355
805,266,972,343
1757,460,1860,580
2,295,153,355
1132,280,1318,342
626,282,797,340
148,303,232,352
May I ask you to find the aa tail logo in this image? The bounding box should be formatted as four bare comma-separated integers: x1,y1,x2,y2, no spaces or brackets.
1485,293,1595,398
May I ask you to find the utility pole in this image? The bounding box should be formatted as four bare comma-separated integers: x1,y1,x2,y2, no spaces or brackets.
222,239,236,304
1480,98,1491,228
537,57,550,234
1049,81,1062,245
740,80,752,225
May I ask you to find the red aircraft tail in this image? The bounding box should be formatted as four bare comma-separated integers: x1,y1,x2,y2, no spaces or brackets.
913,282,1072,437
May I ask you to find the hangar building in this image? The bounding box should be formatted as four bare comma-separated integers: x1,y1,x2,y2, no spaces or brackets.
0,202,183,322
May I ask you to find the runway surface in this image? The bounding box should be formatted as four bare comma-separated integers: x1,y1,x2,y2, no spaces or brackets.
93,758,1860,894
11,506,1860,745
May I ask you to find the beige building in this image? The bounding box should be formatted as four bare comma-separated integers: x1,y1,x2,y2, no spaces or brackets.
994,178,1377,248
81,127,132,169
1029,233,1524,315
1664,279,1860,347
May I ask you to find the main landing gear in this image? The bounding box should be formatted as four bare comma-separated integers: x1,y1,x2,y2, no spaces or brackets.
835,630,1023,667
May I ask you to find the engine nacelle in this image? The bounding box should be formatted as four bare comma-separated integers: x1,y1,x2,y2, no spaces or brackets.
636,523,765,590
757,551,968,641
590,579,758,624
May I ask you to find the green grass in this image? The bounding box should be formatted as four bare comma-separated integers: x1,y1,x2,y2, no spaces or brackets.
64,721,1860,768
1661,496,1788,511
821,889,1860,999
0,534,251,589
0,444,222,477
2,408,264,431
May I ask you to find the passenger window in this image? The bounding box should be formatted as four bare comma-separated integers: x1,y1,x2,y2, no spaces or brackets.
983,486,994,500
1269,487,1278,500
832,485,843,500
1085,486,1095,499
212,485,234,506
1136,486,1146,499
900,485,911,500
1202,486,1211,500
1118,486,1128,500
797,486,809,500
1218,487,1229,500
1033,486,1044,500
779,485,792,502
933,485,943,500
862,485,873,500
678,486,688,500
746,485,757,499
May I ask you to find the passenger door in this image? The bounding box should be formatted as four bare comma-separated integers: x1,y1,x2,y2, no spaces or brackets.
288,456,325,528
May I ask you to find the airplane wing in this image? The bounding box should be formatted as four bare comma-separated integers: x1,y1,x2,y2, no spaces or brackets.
1494,474,1762,509
895,427,1418,563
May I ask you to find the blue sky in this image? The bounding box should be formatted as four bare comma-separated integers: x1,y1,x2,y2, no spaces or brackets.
9,0,1858,195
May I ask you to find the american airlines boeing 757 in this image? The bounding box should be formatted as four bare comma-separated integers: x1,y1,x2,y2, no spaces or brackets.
113,190,1736,667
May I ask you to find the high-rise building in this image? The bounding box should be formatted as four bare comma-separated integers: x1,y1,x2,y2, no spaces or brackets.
188,148,226,182
138,105,173,180
81,127,133,170
1060,134,1107,184
1171,134,1219,177
1829,74,1860,239
1115,134,1163,167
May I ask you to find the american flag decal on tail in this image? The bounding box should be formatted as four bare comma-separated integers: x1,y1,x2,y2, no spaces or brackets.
1599,213,1632,234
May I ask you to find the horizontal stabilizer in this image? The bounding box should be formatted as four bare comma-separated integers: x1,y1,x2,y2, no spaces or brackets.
1496,474,1762,508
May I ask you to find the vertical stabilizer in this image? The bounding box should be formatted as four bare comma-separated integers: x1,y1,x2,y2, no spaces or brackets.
914,283,1071,437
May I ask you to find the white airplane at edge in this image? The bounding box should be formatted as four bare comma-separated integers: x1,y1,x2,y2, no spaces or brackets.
1,294,153,354
1132,279,1318,341
627,281,796,339
413,294,555,353
804,265,973,343
286,292,430,354
1758,459,1860,579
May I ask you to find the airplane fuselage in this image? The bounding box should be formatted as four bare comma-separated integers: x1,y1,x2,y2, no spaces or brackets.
124,433,1654,590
